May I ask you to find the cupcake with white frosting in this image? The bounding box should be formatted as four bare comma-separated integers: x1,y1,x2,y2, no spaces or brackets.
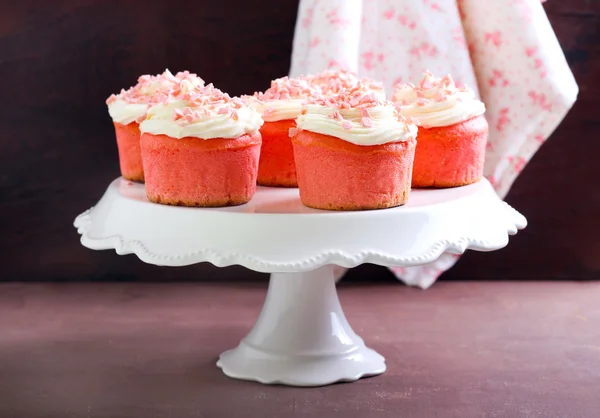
106,70,204,182
394,71,488,188
290,84,417,211
252,77,318,187
139,83,263,207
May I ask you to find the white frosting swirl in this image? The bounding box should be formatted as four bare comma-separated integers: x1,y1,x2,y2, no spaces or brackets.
393,74,485,128
108,100,148,125
254,99,305,122
296,104,417,146
139,100,263,140
107,69,205,125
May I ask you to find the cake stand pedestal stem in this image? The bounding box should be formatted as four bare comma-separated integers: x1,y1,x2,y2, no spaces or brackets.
216,265,386,386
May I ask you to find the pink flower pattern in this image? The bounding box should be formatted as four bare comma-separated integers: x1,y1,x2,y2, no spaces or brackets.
484,31,503,48
290,0,577,289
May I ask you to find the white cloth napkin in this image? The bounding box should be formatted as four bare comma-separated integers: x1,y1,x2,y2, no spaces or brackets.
290,0,578,289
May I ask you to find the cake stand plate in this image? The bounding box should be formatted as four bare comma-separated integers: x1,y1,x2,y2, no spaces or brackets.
74,178,526,386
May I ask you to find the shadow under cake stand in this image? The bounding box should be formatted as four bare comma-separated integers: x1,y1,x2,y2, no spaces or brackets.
74,178,526,387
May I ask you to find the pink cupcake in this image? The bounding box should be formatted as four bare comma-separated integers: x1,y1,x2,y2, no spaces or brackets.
393,71,488,188
291,84,417,211
106,70,204,182
251,77,319,187
139,84,264,207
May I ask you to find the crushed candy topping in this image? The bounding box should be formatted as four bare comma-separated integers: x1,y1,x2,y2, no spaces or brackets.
253,76,317,103
303,83,413,132
393,70,471,106
306,68,385,96
106,69,205,106
164,83,254,126
306,83,383,109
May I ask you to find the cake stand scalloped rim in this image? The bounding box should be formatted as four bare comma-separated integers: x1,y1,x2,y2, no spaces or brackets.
74,200,526,272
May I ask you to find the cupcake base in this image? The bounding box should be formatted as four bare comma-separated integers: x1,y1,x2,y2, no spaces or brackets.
114,122,144,182
257,119,298,187
292,131,416,211
140,132,261,207
412,115,488,188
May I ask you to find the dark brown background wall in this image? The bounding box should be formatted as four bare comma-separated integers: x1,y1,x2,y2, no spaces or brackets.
0,1,598,282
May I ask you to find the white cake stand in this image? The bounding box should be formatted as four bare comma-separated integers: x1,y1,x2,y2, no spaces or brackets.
74,178,526,386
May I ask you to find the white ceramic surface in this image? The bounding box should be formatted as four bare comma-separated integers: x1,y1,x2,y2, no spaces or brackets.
217,265,386,386
74,178,526,272
74,177,526,386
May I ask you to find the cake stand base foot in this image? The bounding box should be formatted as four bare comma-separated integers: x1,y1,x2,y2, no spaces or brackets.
216,265,386,386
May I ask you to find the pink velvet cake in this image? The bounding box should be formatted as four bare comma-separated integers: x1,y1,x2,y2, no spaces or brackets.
291,84,418,211
140,132,261,206
255,119,298,187
106,69,205,182
139,83,263,207
410,116,488,188
112,121,144,182
393,71,489,188
252,76,318,187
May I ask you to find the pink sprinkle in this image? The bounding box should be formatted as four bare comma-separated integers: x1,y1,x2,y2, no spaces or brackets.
217,107,229,115
442,74,454,86
230,110,239,121
106,94,117,104
173,108,185,121
416,99,427,106
342,120,352,130
361,117,373,128
330,110,343,120
361,108,371,118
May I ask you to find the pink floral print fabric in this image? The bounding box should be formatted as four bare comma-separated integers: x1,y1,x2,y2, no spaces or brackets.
290,0,578,288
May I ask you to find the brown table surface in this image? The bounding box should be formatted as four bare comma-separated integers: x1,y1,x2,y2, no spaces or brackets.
0,281,598,418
